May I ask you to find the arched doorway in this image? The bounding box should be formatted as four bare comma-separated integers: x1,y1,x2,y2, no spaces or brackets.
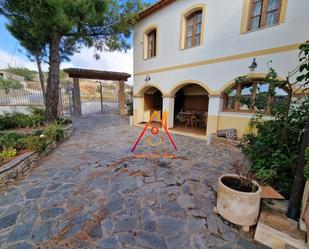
142,86,163,123
173,84,209,135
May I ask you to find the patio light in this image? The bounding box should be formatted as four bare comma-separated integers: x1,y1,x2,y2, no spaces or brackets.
249,58,257,71
145,75,151,82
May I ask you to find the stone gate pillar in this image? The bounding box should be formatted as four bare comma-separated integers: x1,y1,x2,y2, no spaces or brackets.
118,80,126,115
73,78,82,116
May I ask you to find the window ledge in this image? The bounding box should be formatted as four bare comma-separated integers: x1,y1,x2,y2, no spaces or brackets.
180,44,202,51
143,56,157,61
242,23,281,34
220,111,272,118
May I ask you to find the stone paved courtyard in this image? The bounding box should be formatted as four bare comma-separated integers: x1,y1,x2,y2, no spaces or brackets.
0,114,268,249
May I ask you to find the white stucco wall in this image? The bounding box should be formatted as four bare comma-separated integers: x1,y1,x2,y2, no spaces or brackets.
133,0,309,136
134,49,301,96
133,0,309,95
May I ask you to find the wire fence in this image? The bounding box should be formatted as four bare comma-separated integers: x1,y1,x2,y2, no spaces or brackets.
0,82,132,116
0,87,44,106
0,85,73,116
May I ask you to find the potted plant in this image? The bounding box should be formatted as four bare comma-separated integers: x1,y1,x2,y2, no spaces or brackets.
126,98,133,125
214,161,262,232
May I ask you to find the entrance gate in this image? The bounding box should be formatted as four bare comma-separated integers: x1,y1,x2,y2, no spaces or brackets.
63,68,131,116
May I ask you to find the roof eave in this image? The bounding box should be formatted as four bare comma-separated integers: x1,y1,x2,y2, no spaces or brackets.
138,0,176,22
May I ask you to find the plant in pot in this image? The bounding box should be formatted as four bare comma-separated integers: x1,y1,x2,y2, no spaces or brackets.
126,98,133,116
214,161,262,232
126,98,134,126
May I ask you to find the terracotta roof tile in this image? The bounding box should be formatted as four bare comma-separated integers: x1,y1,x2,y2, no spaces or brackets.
138,0,176,21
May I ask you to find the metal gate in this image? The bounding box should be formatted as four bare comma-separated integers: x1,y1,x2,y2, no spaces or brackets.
97,81,119,114
59,82,74,116
59,80,132,116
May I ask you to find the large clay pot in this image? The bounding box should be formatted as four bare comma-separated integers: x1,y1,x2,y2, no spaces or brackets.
215,174,262,231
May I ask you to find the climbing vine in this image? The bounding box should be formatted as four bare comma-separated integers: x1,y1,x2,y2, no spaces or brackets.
238,41,309,197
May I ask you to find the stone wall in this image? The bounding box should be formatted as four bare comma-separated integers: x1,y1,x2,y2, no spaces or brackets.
0,124,73,187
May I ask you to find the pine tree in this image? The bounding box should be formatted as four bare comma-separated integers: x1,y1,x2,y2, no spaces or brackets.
1,0,144,120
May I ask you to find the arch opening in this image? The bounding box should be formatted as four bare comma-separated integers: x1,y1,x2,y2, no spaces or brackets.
142,86,163,123
172,83,208,136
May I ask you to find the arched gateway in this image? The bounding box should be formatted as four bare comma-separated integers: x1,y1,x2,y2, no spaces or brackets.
64,68,131,116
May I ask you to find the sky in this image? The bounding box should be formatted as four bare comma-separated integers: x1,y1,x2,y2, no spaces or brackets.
0,0,156,84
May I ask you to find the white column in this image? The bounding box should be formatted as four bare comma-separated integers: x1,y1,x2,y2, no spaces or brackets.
162,96,175,129
133,96,144,125
206,95,221,137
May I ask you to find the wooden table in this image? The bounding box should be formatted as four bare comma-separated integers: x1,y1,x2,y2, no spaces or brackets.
178,111,207,128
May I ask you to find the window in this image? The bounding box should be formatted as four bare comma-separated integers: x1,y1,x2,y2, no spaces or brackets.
255,83,270,111
225,88,237,110
248,0,282,31
180,4,205,49
239,83,254,111
223,80,289,113
146,29,157,59
271,87,288,109
185,10,202,49
143,26,158,60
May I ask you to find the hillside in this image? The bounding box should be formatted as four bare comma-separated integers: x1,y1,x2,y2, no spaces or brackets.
1,67,133,101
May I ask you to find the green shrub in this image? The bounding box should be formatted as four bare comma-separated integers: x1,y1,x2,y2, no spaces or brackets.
0,78,23,94
126,98,133,115
0,148,17,161
10,113,44,128
6,67,36,81
45,124,64,143
0,118,66,154
0,116,6,130
0,112,45,130
27,106,45,116
304,147,309,180
55,117,72,125
23,135,48,153
239,98,309,198
0,133,26,151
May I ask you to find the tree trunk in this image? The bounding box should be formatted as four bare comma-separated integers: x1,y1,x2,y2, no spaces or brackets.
45,34,61,121
287,112,309,220
35,52,46,105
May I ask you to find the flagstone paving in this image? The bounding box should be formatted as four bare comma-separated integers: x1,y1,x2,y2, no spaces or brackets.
0,114,268,249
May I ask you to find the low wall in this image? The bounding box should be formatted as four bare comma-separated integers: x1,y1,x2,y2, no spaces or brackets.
0,124,73,187
217,114,252,137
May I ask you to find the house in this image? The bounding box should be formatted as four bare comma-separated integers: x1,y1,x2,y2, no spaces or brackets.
132,0,309,139
0,70,25,82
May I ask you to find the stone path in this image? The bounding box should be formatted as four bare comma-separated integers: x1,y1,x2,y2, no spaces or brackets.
0,114,268,249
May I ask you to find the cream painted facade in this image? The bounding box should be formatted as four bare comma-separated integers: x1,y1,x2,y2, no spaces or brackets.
133,0,309,138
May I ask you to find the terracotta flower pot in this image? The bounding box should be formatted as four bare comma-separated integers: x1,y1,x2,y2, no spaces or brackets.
215,174,262,231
